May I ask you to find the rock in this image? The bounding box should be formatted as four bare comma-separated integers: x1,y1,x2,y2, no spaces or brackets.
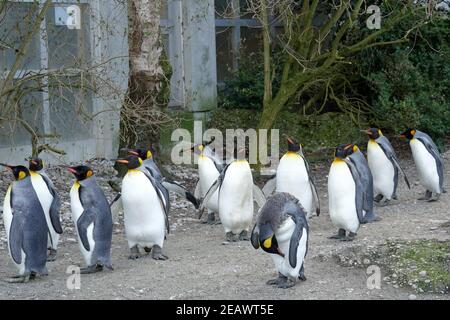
408,294,417,300
419,270,427,278
363,258,371,265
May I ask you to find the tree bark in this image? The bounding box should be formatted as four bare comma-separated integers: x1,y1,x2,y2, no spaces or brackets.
123,0,165,148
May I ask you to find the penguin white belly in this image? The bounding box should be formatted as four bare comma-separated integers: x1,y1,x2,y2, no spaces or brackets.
122,171,166,248
276,154,314,217
30,173,59,249
367,141,395,198
198,156,220,213
328,161,359,233
219,161,254,234
410,139,440,192
70,183,94,266
271,218,307,279
3,186,26,274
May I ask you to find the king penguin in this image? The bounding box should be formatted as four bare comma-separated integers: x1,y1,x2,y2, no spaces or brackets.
123,148,199,209
328,144,366,241
191,142,223,224
363,128,410,206
68,165,113,273
1,164,48,283
201,147,266,242
116,156,169,260
262,137,320,218
344,144,380,223
251,192,309,289
27,157,62,261
401,129,445,201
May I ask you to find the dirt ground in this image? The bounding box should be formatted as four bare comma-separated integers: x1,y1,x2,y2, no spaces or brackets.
0,148,449,300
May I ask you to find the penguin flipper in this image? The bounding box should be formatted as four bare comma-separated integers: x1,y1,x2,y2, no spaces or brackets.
200,178,221,212
344,159,365,224
283,201,308,269
250,223,260,249
162,180,199,209
40,173,63,234
253,184,267,209
10,214,24,265
262,175,276,197
77,209,96,252
302,156,320,216
142,169,170,234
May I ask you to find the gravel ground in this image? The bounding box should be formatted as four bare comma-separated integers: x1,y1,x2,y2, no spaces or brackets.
0,148,448,300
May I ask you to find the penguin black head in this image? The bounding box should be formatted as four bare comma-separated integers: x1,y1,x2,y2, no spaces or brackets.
286,136,301,152
27,157,44,171
343,143,359,157
361,128,382,140
400,129,416,140
257,223,283,256
334,143,353,159
122,148,152,161
0,164,30,181
191,144,204,156
115,155,143,170
68,165,94,181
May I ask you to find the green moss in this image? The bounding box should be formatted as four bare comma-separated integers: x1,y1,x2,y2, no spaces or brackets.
370,240,450,294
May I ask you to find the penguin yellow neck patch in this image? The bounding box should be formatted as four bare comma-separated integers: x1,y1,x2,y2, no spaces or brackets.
18,171,26,180
263,237,272,249
73,181,80,189
30,171,39,177
286,151,300,157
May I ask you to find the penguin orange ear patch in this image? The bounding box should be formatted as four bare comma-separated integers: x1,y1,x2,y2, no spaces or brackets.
353,145,358,152
86,170,93,178
138,158,143,165
147,151,152,159
18,171,26,180
411,129,416,136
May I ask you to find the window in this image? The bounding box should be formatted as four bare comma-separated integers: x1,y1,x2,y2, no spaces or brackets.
0,1,92,147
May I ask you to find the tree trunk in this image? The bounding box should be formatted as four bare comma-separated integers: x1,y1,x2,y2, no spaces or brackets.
122,0,164,148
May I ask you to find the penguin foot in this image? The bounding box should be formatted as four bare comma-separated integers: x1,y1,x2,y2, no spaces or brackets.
266,273,287,286
239,230,250,241
374,194,384,203
5,273,34,283
427,193,440,202
277,279,296,289
329,229,346,240
151,245,168,260
128,245,142,260
225,232,239,242
340,232,357,242
362,213,381,224
80,264,103,274
47,248,57,262
418,190,433,201
298,274,307,281
202,212,217,225
375,197,390,207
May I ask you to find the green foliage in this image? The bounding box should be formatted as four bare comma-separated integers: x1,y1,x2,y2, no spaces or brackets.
209,109,366,156
356,15,450,145
218,50,283,110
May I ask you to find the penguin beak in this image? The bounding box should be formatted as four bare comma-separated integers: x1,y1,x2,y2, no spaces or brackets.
67,167,78,174
399,134,406,138
344,144,353,150
0,163,12,170
115,159,129,165
360,129,371,136
120,148,139,156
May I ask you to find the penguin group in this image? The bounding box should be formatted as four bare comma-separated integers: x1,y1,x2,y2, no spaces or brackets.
0,127,445,290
